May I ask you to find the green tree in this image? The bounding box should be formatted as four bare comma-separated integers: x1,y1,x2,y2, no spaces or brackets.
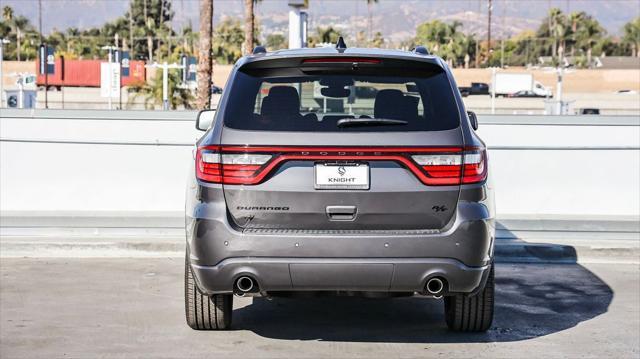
622,17,640,57
129,67,194,110
415,20,473,67
574,13,605,66
265,33,286,51
1,6,37,60
2,6,12,20
122,0,174,61
371,31,384,48
509,30,537,66
183,23,198,55
308,26,342,48
536,8,567,61
212,17,245,64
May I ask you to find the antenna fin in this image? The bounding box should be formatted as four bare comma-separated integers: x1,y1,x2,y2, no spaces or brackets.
336,37,347,50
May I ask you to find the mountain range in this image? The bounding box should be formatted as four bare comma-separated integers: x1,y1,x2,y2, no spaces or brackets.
3,0,639,41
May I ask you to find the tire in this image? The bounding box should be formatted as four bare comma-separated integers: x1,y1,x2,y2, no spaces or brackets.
184,254,233,330
444,264,494,332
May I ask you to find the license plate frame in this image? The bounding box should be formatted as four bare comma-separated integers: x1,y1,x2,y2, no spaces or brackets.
314,163,370,190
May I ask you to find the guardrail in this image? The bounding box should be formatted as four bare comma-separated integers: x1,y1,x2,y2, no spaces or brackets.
1,109,639,225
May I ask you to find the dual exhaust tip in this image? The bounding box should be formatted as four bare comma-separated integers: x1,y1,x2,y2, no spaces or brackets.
234,276,258,296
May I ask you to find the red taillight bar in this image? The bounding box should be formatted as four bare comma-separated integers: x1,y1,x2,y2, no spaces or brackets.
219,146,462,153
196,146,487,186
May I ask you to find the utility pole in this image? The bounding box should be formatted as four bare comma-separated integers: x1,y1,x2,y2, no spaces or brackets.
501,0,507,68
39,0,48,108
38,0,43,43
0,39,9,108
487,0,492,64
500,39,504,68
129,6,134,56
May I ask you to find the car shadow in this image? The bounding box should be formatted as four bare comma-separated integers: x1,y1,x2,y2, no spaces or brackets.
231,223,613,343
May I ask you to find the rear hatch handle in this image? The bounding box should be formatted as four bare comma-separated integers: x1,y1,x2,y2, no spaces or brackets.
326,206,357,221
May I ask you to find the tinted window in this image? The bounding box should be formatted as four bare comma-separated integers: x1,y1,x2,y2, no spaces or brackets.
223,67,460,132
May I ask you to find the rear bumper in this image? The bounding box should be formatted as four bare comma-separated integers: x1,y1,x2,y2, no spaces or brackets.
186,197,495,295
191,257,490,295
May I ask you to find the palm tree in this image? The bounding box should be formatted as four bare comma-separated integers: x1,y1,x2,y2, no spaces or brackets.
548,8,567,60
180,23,198,55
2,5,12,20
573,14,604,67
2,6,15,58
13,16,31,61
414,20,471,66
197,0,213,109
2,7,32,61
243,0,261,55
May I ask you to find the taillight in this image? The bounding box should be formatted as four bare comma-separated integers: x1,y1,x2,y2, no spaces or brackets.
461,149,487,184
412,148,487,185
196,145,486,186
196,146,271,184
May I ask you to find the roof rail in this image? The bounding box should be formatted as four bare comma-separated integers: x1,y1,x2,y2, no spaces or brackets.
252,46,267,55
412,46,430,55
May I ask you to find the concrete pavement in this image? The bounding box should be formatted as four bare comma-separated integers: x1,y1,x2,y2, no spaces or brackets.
1,258,638,358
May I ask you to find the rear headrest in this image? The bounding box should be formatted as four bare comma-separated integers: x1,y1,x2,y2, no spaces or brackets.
402,95,419,120
374,89,408,120
261,86,300,117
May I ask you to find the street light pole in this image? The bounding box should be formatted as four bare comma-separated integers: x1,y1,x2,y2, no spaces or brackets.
145,62,183,110
108,49,112,110
162,62,169,110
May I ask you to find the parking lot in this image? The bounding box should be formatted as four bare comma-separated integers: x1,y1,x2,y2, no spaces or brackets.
1,257,638,358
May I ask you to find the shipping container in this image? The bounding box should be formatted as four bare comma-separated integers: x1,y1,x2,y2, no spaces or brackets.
36,59,146,88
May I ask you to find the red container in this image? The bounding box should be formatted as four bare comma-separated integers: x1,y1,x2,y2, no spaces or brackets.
36,59,146,87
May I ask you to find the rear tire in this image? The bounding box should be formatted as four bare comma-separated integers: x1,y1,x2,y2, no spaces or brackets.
184,254,233,330
444,264,494,332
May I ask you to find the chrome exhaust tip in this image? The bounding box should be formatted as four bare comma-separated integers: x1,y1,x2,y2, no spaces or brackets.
235,276,256,294
426,277,445,296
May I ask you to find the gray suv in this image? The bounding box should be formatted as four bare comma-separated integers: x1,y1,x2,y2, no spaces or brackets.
185,42,495,332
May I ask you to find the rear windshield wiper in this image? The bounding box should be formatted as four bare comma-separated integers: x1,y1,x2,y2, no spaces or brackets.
336,118,408,128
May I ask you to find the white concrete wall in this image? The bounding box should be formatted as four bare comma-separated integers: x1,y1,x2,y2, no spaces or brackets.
1,110,639,222
477,123,640,217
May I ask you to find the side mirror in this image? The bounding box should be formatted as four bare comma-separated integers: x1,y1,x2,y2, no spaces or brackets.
196,109,216,131
467,111,478,131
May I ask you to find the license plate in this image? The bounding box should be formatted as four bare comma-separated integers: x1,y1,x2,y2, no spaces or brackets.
314,163,370,190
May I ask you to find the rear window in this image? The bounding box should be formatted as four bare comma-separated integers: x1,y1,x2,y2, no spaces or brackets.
223,63,460,132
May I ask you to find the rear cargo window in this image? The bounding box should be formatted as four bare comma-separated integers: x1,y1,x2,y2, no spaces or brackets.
223,66,460,132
